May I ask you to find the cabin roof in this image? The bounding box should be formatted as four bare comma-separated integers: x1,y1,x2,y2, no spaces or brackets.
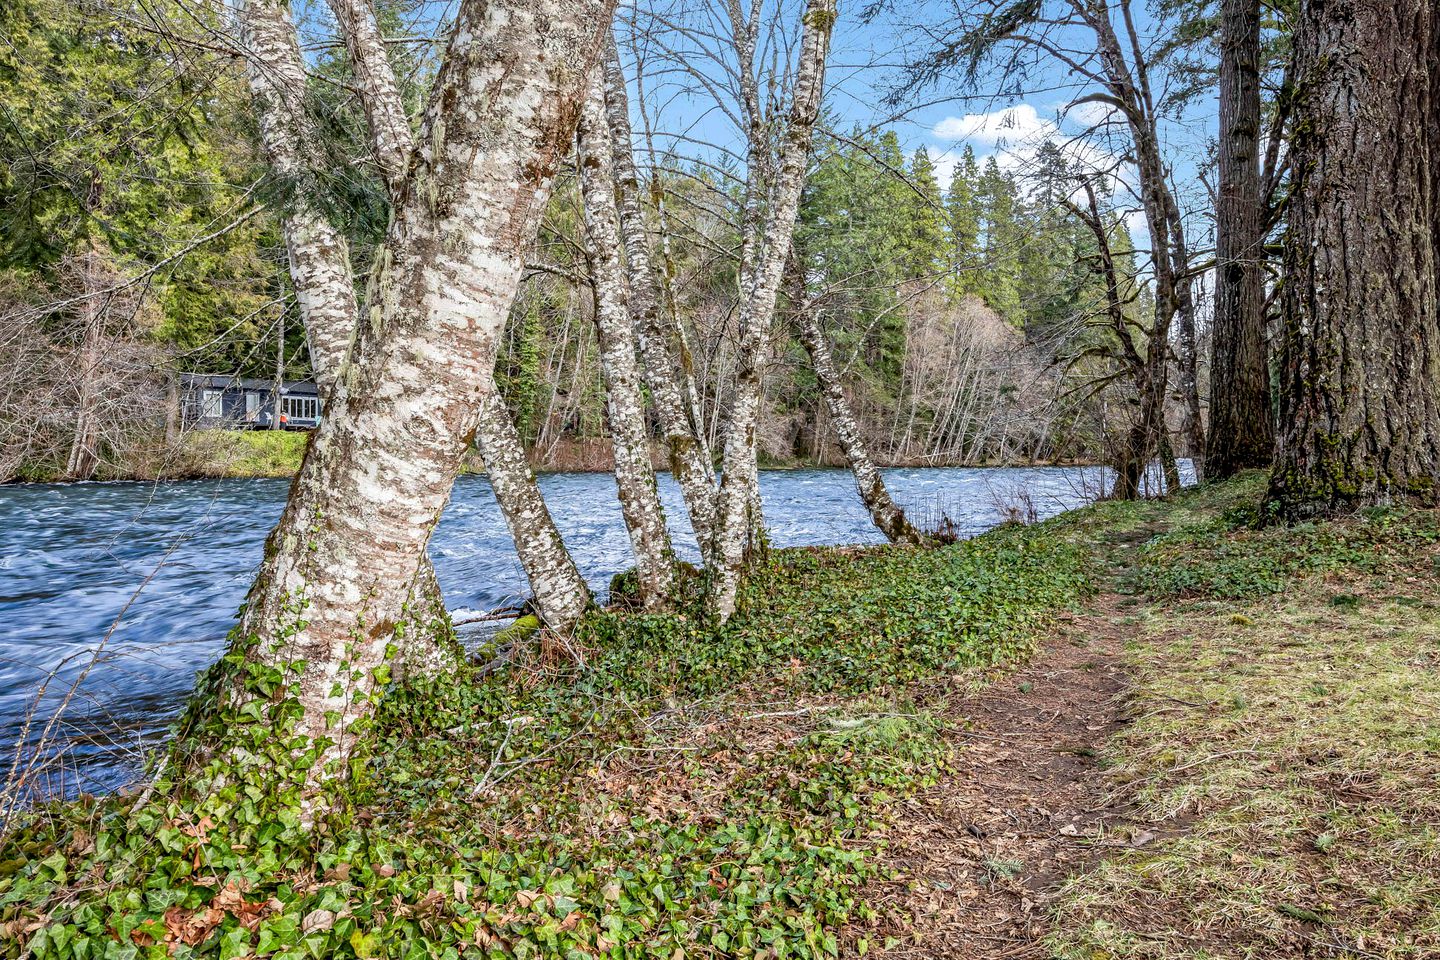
180,373,319,395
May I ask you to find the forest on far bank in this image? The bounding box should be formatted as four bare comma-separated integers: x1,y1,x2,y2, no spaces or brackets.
3,0,1166,482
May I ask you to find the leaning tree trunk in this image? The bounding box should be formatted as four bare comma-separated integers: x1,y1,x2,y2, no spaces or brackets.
1269,0,1440,517
473,391,592,629
234,0,356,397
237,0,457,675
796,306,925,544
600,39,719,557
711,0,835,619
177,0,616,802
577,72,675,607
326,0,591,631
1207,0,1273,480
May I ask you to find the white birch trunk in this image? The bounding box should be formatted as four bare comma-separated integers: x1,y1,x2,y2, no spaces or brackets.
472,390,592,629
234,0,357,396
600,40,720,557
793,296,925,545
237,0,459,680
326,0,591,632
323,0,414,197
188,0,616,796
711,0,835,619
577,71,675,607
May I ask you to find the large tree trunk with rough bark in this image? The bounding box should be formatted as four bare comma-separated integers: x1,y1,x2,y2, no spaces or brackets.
577,72,676,606
711,0,835,619
1207,0,1272,480
600,40,719,557
237,0,458,678
178,0,616,800
234,0,356,396
1269,0,1440,517
325,0,591,631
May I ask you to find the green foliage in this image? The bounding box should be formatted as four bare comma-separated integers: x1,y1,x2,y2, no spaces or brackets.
0,521,1088,960
184,430,311,479
0,0,279,372
496,293,551,446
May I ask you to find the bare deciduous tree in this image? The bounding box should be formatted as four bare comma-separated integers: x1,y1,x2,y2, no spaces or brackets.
577,70,676,607
601,38,720,557
710,0,836,618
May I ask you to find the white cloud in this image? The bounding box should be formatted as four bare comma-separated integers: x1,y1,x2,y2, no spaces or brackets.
927,101,1149,243
1065,100,1119,130
932,104,1058,149
928,101,1135,196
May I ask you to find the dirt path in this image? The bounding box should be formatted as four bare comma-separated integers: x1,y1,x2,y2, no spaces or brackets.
861,601,1140,958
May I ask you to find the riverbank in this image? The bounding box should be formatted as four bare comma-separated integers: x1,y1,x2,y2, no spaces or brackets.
6,430,1102,483
3,474,1435,958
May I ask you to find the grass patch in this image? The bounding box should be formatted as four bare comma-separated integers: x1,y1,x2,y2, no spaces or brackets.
183,430,310,478
1050,482,1440,959
0,525,1088,959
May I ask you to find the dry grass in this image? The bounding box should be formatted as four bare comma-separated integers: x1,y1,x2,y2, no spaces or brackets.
1050,572,1440,959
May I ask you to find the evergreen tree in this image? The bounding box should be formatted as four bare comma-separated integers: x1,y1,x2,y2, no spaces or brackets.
945,146,982,293
0,0,279,373
903,148,946,280
975,157,1022,322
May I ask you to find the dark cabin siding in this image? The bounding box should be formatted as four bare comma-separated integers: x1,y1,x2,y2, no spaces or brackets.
179,375,321,430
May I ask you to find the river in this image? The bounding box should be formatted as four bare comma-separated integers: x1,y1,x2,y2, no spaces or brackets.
0,465,1114,798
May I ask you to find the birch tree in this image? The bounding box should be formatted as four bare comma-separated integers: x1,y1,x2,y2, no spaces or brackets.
577,72,677,606
600,39,720,556
178,0,618,799
710,0,836,619
323,0,592,630
788,260,926,544
233,0,356,395
234,0,463,682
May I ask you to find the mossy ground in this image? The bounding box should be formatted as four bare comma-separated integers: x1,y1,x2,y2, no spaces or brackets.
1049,473,1440,959
184,431,311,479
4,474,1437,959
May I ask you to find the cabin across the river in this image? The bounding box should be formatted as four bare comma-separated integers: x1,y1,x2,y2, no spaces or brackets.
180,374,322,430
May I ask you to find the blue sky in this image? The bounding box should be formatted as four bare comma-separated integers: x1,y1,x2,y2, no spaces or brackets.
608,0,1216,239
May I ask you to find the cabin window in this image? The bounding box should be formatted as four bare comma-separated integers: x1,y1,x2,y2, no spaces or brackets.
284,395,319,421
200,389,224,420
245,392,261,419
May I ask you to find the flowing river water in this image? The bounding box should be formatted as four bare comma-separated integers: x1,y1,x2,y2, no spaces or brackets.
0,465,1118,798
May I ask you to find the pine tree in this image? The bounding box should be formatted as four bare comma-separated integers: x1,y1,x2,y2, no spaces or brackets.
903,148,947,280
1269,0,1440,516
944,146,982,294
975,158,1022,322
